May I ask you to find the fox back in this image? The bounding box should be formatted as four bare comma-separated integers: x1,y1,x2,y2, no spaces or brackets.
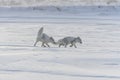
40,33,55,44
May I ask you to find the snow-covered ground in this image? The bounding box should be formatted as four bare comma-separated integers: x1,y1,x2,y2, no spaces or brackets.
0,0,120,6
0,6,120,80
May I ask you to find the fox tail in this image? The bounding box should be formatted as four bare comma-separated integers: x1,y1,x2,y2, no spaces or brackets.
37,27,43,37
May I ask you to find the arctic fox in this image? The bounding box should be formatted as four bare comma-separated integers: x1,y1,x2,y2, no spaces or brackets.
34,27,55,47
57,37,82,48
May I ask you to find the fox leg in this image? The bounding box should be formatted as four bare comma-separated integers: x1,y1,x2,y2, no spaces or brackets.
59,44,61,47
41,42,46,47
45,43,50,47
70,42,76,47
59,44,63,47
73,43,77,48
65,44,68,48
34,40,39,46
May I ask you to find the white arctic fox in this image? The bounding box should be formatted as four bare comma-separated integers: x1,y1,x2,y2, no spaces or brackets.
34,27,55,47
57,37,82,48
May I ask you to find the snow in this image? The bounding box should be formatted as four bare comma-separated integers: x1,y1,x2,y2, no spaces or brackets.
0,0,120,6
0,6,120,80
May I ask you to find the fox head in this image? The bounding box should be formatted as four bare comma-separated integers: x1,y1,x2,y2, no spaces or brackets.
50,37,56,44
76,37,82,44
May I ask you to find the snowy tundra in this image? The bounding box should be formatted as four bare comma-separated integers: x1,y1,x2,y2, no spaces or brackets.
0,6,120,80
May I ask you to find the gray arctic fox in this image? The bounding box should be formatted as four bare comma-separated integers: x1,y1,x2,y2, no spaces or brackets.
34,27,55,47
57,37,82,48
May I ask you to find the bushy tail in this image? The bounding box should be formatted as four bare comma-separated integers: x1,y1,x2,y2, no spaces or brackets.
37,27,44,37
34,27,44,46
